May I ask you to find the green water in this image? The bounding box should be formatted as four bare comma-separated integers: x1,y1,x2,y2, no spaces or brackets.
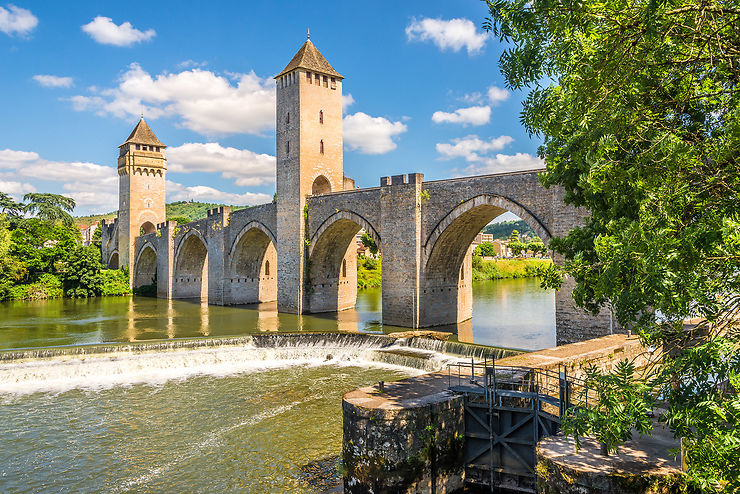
0,364,412,492
0,279,554,492
0,279,555,351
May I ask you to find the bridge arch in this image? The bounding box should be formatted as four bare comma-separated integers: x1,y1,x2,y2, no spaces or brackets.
133,242,157,289
173,230,208,300
307,210,381,313
421,194,551,327
107,250,119,269
225,221,278,304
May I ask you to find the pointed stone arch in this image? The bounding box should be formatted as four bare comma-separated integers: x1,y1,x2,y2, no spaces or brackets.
173,230,208,300
133,242,157,289
225,221,278,304
307,210,381,313
421,194,552,327
107,250,119,269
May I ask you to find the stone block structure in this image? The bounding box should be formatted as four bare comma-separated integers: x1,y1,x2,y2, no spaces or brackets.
100,36,617,345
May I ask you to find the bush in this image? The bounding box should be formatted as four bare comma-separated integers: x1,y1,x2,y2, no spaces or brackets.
5,273,63,300
472,258,552,281
100,269,131,296
357,256,381,289
61,246,103,298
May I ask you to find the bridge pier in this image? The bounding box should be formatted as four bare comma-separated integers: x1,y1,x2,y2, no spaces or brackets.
380,174,424,328
205,207,231,306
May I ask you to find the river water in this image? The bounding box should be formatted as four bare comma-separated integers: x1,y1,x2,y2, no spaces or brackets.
0,279,554,492
0,278,555,351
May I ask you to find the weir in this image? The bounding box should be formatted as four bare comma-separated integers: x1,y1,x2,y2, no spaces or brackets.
0,333,517,395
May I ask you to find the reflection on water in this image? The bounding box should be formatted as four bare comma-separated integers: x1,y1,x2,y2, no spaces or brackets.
0,279,555,351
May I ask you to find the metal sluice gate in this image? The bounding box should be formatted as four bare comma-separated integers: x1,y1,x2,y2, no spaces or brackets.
448,359,589,493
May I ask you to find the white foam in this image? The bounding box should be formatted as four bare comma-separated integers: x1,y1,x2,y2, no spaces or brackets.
0,341,444,396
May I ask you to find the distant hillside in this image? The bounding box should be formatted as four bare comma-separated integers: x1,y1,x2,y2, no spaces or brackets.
483,220,537,240
74,201,247,226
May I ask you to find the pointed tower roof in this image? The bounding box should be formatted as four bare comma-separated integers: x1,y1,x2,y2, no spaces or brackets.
276,39,343,79
119,118,166,148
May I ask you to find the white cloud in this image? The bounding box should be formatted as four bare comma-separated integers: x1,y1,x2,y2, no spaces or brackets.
0,5,37,37
342,93,355,111
432,105,491,126
81,16,155,47
343,112,408,154
177,60,208,69
33,74,74,88
69,63,275,136
406,17,487,55
167,142,275,186
0,148,119,212
0,180,35,199
487,86,510,104
166,181,271,206
436,135,514,161
436,135,543,175
460,153,544,175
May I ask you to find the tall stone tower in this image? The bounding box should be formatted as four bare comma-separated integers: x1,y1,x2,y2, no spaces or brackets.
116,118,167,275
275,36,344,313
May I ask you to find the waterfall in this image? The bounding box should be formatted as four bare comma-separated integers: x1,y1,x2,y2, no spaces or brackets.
0,333,521,395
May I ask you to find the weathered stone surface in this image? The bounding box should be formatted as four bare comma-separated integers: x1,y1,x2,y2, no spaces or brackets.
536,434,686,494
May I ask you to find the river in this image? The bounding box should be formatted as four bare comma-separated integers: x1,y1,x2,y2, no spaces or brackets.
0,278,554,492
0,278,555,351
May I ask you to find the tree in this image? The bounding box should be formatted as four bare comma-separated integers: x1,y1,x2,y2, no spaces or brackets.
508,241,527,257
23,193,76,227
508,229,520,243
61,245,103,298
474,242,497,257
360,231,378,255
527,241,545,257
0,192,23,218
485,0,740,489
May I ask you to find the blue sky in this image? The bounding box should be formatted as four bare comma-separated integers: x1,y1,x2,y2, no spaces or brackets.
0,1,543,216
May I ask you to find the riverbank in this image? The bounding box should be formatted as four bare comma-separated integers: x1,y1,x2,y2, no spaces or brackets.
357,257,551,289
472,257,551,281
3,268,131,301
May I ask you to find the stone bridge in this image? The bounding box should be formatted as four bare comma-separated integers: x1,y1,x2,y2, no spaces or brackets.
121,170,608,345
100,39,613,345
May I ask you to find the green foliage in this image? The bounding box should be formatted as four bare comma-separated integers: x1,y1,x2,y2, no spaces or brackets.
562,360,655,455
484,0,740,489
508,229,520,243
508,241,527,256
100,269,132,296
0,192,23,218
23,192,76,227
483,220,536,240
474,242,497,257
360,232,379,255
61,246,103,298
357,256,381,289
472,258,551,281
74,201,248,227
168,216,192,225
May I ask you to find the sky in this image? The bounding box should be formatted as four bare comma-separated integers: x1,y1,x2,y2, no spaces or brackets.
0,0,543,216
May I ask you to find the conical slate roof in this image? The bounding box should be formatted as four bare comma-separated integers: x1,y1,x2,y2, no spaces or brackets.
120,118,166,148
276,39,343,79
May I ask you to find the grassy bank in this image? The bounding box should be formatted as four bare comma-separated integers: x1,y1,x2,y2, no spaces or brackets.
355,256,550,289
472,257,551,280
357,257,381,289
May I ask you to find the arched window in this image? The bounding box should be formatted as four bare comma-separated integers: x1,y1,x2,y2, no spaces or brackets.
319,140,324,154
319,110,323,124
342,259,347,278
311,175,331,195
264,260,270,276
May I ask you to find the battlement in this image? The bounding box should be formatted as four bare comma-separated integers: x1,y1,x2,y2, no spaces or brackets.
380,173,424,186
207,206,232,217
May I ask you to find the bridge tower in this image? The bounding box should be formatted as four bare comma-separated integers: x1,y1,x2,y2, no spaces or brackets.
116,118,167,279
275,36,345,313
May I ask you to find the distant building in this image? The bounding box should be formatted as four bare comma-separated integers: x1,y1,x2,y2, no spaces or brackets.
471,233,494,246
79,223,98,246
